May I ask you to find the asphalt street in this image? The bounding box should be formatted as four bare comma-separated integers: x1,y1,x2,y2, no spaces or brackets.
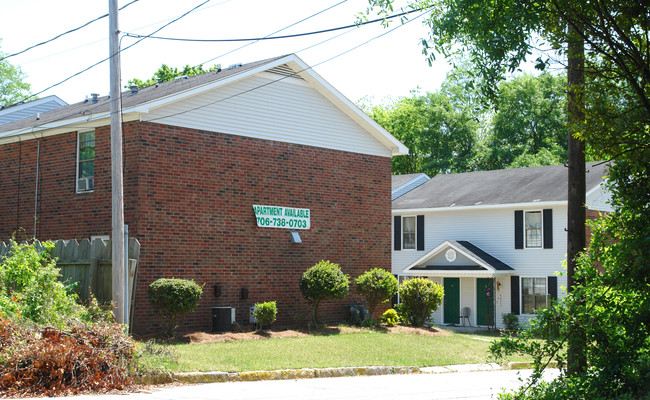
47,369,559,400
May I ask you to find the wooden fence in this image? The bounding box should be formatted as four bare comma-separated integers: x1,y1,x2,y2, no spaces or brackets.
0,239,140,313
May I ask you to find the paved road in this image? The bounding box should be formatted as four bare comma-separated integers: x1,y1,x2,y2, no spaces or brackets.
49,369,558,400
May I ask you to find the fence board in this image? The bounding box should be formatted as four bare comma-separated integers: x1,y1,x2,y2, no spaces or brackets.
1,238,140,319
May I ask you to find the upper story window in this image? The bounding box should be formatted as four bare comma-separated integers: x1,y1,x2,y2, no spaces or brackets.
402,216,416,249
524,210,542,248
77,131,95,193
521,277,547,314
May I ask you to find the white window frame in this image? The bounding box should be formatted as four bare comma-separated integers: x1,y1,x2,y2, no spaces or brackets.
524,210,543,249
76,130,95,193
402,215,417,250
520,276,548,315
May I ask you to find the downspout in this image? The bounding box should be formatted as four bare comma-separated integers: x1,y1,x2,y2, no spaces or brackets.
16,140,22,234
34,140,40,240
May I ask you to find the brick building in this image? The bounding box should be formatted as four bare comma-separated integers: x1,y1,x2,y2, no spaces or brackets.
0,54,408,334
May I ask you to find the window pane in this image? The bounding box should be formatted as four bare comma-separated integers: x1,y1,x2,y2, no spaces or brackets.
79,160,94,178
534,278,547,310
78,131,95,181
525,211,542,248
403,217,416,249
522,278,535,314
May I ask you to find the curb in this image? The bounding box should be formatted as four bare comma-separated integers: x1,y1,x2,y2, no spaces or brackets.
135,363,530,385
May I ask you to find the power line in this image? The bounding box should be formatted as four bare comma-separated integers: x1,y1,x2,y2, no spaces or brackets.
198,0,348,66
121,7,424,43
11,0,213,106
0,0,140,62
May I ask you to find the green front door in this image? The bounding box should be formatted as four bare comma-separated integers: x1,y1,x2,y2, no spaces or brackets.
443,278,460,324
476,278,495,327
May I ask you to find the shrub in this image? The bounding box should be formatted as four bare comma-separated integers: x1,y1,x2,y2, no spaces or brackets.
147,278,202,337
355,268,398,320
501,312,520,335
398,278,444,327
253,301,277,330
381,308,400,326
0,239,85,327
299,260,349,327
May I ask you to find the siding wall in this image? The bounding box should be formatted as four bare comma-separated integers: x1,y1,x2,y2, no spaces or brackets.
142,74,392,157
393,206,569,327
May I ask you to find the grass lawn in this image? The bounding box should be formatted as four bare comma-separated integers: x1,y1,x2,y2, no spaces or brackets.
140,327,532,373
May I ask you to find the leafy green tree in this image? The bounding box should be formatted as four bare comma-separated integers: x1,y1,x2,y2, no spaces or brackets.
127,63,221,88
299,260,349,328
485,73,567,169
368,91,479,176
355,268,398,320
1,41,32,107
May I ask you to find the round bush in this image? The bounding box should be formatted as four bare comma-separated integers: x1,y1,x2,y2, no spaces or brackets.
381,308,400,327
253,301,277,330
355,268,398,320
299,260,349,327
398,278,444,327
147,278,202,337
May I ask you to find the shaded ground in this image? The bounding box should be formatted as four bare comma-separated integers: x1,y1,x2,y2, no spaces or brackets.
183,325,451,344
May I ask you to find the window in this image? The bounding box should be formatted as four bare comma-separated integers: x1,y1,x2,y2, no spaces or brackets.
402,216,416,249
524,211,542,248
77,131,95,192
521,277,547,313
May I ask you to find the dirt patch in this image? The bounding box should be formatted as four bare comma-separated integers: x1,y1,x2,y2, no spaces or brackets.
183,325,451,344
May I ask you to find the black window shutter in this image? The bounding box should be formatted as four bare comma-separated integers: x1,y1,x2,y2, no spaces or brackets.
394,216,401,251
543,209,553,249
514,210,524,249
511,276,520,315
548,276,558,302
416,215,425,251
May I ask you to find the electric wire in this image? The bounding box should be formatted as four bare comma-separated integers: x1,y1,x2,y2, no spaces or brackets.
11,0,212,106
197,0,348,66
122,7,424,43
0,0,141,62
2,9,428,137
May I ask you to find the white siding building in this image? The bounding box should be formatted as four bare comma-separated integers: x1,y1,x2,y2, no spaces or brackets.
391,163,611,328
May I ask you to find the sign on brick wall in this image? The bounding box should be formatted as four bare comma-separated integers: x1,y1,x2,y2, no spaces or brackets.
253,205,310,229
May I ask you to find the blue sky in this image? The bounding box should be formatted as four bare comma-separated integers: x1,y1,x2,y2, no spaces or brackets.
0,0,453,106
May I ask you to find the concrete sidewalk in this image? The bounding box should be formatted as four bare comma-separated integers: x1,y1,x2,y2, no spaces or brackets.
137,361,548,385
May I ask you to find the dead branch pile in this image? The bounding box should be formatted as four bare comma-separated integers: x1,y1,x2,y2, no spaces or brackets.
0,318,135,397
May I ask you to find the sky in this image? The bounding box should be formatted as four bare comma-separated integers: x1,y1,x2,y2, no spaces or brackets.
0,0,453,107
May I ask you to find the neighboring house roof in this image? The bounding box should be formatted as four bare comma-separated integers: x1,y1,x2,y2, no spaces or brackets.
393,163,610,210
404,240,514,276
391,173,430,200
0,95,67,125
0,54,408,156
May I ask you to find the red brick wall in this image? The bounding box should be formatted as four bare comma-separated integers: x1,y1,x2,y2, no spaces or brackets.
1,121,392,334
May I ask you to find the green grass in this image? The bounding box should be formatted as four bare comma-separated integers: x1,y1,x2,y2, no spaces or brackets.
139,329,532,373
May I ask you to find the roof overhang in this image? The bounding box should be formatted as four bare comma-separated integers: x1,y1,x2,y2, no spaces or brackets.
393,201,566,214
2,54,408,156
402,240,514,277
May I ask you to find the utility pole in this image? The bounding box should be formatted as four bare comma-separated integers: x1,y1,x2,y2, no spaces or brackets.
566,23,587,376
109,0,126,325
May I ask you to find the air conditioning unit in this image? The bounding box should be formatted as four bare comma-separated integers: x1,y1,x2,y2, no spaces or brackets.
77,177,94,192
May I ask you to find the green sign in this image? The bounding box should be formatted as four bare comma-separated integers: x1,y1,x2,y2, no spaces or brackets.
253,205,310,230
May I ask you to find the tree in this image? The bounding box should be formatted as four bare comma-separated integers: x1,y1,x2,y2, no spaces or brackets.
355,268,398,320
365,0,649,394
484,73,568,169
147,278,203,337
299,260,349,328
127,63,221,88
1,41,32,107
367,91,479,176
